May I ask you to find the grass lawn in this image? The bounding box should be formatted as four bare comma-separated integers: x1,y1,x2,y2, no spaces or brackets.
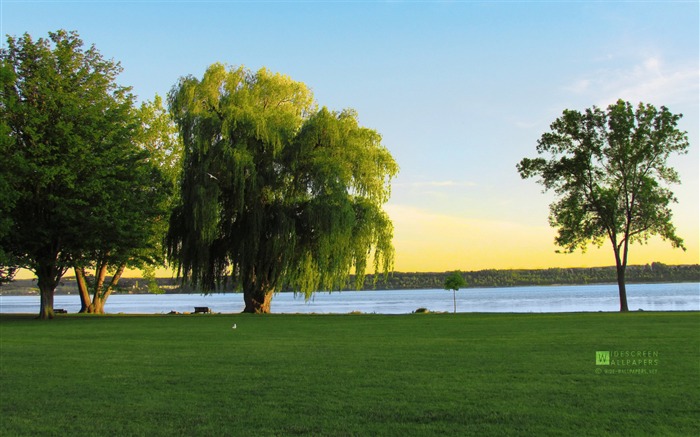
1,312,698,436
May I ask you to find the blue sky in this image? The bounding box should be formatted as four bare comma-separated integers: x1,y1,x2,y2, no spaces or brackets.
3,1,698,271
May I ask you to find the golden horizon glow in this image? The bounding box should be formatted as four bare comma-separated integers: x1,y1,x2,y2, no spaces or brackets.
12,203,698,280
384,204,699,273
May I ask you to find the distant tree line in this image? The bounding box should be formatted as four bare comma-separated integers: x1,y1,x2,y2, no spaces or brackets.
353,263,700,291
2,263,697,296
120,263,700,292
94,263,700,293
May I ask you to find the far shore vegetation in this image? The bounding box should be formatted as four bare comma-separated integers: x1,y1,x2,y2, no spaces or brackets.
2,263,697,296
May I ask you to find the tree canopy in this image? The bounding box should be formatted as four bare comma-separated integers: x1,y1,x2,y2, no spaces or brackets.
73,95,179,314
1,30,171,318
517,100,689,312
444,271,467,292
167,63,398,313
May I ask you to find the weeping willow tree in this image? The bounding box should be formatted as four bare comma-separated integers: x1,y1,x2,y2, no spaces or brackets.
167,64,398,313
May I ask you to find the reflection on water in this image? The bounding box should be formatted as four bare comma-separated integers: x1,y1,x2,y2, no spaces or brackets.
1,283,698,314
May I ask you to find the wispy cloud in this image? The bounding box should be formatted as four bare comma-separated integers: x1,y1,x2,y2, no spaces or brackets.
564,79,592,94
565,56,699,108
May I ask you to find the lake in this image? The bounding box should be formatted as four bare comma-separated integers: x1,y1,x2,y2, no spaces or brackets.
1,282,698,314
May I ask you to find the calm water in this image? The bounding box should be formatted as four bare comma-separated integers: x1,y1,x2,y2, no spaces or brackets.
1,282,698,314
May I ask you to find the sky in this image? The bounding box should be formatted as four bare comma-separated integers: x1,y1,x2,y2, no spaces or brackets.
3,0,699,273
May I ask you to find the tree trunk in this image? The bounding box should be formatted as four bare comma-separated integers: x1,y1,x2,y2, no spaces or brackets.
35,258,64,320
90,264,125,315
614,251,629,312
75,267,91,313
243,288,274,314
453,290,457,314
74,263,125,314
90,298,106,314
94,261,108,299
38,281,55,320
34,252,65,320
616,265,629,312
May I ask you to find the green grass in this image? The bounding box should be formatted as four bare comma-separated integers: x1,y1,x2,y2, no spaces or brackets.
1,312,698,436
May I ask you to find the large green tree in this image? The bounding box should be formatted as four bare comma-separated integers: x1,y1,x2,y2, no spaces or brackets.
167,64,398,313
0,30,168,318
73,96,178,314
517,100,688,312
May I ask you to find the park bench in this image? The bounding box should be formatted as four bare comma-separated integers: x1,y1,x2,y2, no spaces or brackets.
54,309,67,314
193,307,212,314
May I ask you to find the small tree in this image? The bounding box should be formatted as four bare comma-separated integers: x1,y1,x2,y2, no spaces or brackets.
444,271,467,313
517,100,689,312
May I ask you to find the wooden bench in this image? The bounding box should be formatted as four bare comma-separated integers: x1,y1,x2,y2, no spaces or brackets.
54,309,67,314
193,307,212,314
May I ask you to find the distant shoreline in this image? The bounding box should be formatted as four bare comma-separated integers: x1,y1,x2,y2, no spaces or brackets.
1,264,697,296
